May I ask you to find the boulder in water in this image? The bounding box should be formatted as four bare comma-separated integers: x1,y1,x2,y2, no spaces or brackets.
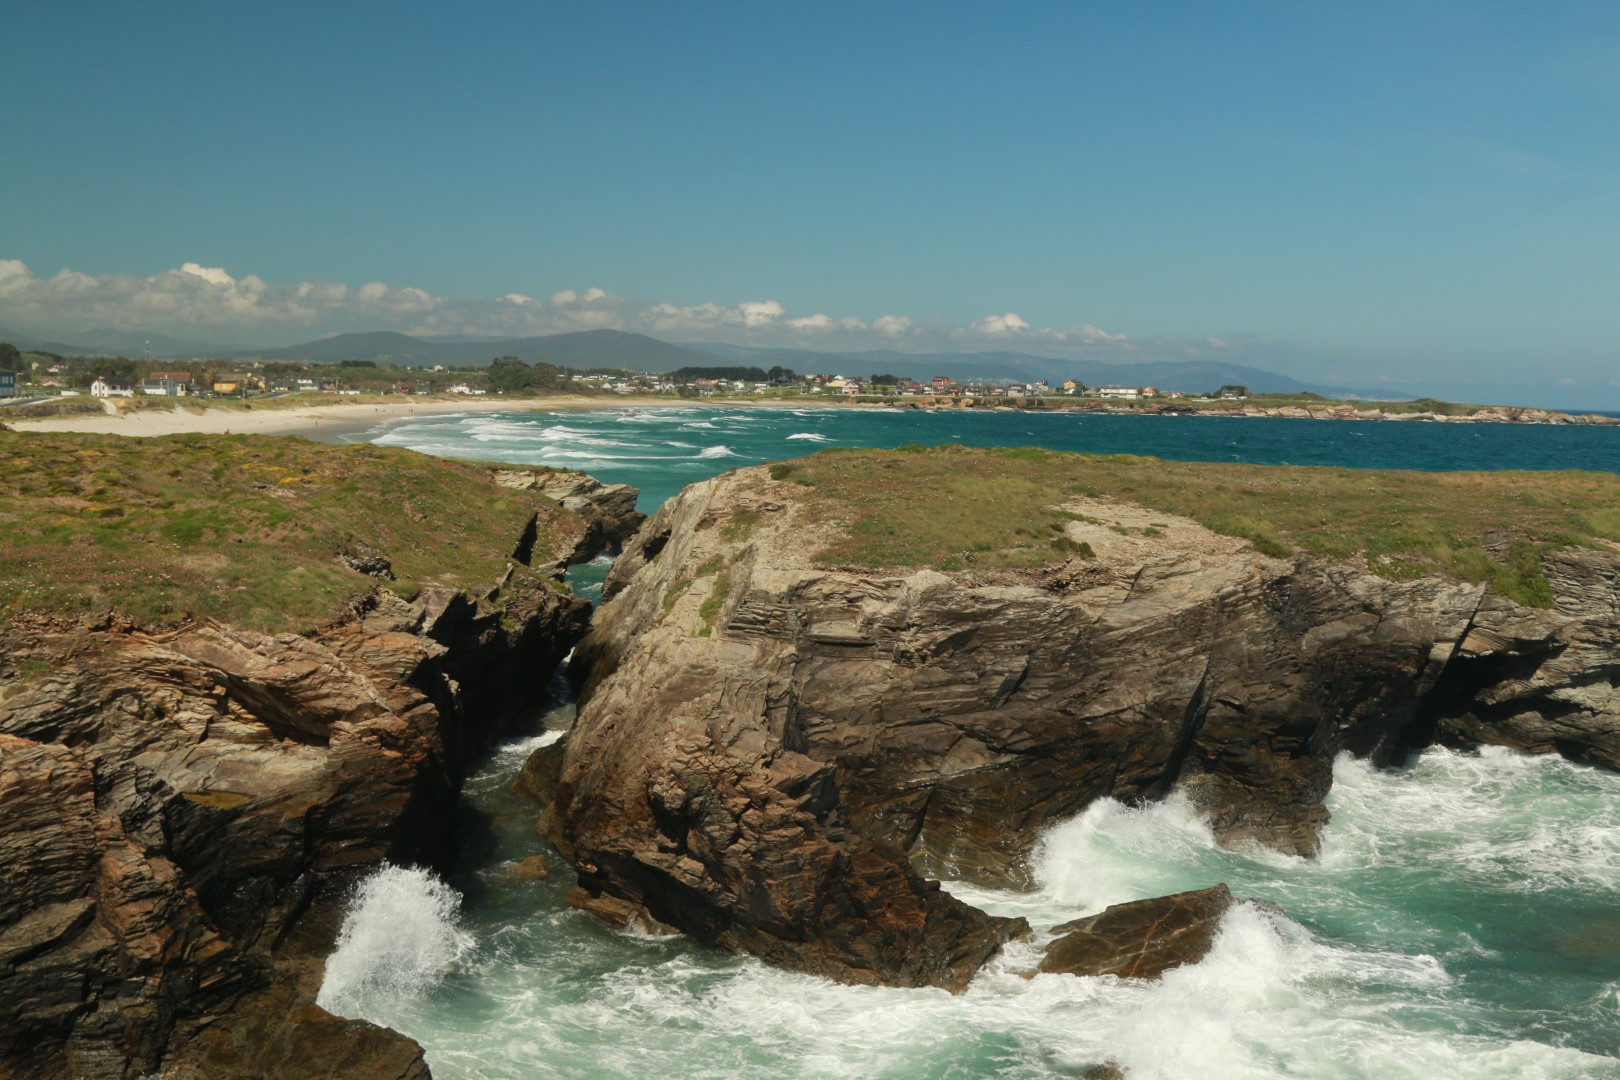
1039,884,1234,980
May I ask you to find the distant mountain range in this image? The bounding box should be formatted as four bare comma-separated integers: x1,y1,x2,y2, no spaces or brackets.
0,326,243,358
252,329,723,371
0,324,1382,398
688,342,1364,398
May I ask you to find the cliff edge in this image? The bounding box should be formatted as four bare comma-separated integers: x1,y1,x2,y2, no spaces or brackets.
0,432,641,1078
531,447,1620,989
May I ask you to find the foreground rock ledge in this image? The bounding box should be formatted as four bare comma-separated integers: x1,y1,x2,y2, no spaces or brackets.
0,468,640,1079
531,463,1620,990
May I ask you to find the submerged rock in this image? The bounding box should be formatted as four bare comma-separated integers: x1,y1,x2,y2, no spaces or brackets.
1039,884,1234,979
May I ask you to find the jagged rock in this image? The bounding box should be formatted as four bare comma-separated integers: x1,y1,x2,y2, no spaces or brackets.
541,464,1620,991
1039,884,1234,979
493,468,646,566
337,539,395,579
0,472,619,1077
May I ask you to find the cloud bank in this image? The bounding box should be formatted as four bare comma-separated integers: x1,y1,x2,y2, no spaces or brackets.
0,257,1252,363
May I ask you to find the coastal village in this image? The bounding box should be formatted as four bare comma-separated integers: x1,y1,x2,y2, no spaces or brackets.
0,340,1230,404
5,343,1614,427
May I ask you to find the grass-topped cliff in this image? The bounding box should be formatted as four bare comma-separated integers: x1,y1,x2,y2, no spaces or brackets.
768,445,1620,606
0,430,579,633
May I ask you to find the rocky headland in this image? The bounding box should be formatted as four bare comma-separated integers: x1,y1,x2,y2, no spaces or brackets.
0,432,642,1078
873,395,1620,425
528,446,1620,991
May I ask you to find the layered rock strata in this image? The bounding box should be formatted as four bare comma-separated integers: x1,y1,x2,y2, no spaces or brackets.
493,469,644,570
532,464,1620,989
0,470,638,1079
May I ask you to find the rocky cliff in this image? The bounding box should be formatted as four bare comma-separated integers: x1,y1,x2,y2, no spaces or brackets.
530,457,1620,990
0,452,640,1079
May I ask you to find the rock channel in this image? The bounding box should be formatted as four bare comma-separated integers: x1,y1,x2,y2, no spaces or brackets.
0,469,642,1079
529,463,1620,991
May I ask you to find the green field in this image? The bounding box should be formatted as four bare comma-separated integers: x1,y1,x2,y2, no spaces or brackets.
0,431,578,632
771,445,1620,606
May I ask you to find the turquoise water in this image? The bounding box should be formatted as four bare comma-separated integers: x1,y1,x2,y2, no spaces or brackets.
358,404,1620,514
316,406,1620,1078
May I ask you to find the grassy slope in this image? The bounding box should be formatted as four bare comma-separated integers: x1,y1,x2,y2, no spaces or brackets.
771,445,1620,606
0,431,578,633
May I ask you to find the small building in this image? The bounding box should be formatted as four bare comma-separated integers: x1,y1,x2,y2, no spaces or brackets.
931,376,953,391
1097,386,1140,400
0,370,16,398
1217,385,1249,400
90,376,134,398
144,372,194,396
841,381,862,395
212,375,246,395
1061,379,1084,394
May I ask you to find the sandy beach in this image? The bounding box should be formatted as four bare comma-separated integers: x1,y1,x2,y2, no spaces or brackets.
2,394,702,440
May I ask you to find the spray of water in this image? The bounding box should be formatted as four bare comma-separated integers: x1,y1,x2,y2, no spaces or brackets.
317,863,473,1015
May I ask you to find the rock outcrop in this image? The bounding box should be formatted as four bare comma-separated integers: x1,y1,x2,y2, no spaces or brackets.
0,468,640,1078
1038,884,1234,980
532,463,1620,990
493,468,645,570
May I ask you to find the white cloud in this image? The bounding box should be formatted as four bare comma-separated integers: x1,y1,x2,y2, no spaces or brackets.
0,257,1146,360
178,262,236,288
971,312,1031,335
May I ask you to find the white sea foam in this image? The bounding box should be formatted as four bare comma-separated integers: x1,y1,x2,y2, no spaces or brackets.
317,864,472,1014
786,432,832,442
697,445,739,459
327,743,1620,1080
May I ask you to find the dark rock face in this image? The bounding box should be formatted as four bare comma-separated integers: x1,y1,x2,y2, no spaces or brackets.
494,469,645,569
1423,551,1620,768
1039,884,1234,979
0,473,620,1077
538,465,1620,990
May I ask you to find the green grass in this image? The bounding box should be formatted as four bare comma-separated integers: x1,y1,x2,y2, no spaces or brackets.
770,445,1620,606
0,431,581,632
2,398,106,420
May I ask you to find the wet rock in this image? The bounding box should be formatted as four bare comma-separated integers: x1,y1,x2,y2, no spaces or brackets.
508,854,551,880
1039,885,1234,980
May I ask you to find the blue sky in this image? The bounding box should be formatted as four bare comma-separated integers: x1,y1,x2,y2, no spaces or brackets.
3,1,1618,403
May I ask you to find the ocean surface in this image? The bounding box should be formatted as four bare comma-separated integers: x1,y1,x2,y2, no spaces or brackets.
315,406,1620,1078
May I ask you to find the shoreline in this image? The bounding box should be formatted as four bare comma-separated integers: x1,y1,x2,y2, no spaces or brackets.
6,393,1616,441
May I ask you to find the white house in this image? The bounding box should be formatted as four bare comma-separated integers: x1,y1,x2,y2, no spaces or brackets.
1097,386,1140,400
90,377,134,398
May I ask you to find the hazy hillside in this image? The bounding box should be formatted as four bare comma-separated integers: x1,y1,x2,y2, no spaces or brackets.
692,341,1355,396
0,322,1387,398
252,328,724,370
0,326,239,358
